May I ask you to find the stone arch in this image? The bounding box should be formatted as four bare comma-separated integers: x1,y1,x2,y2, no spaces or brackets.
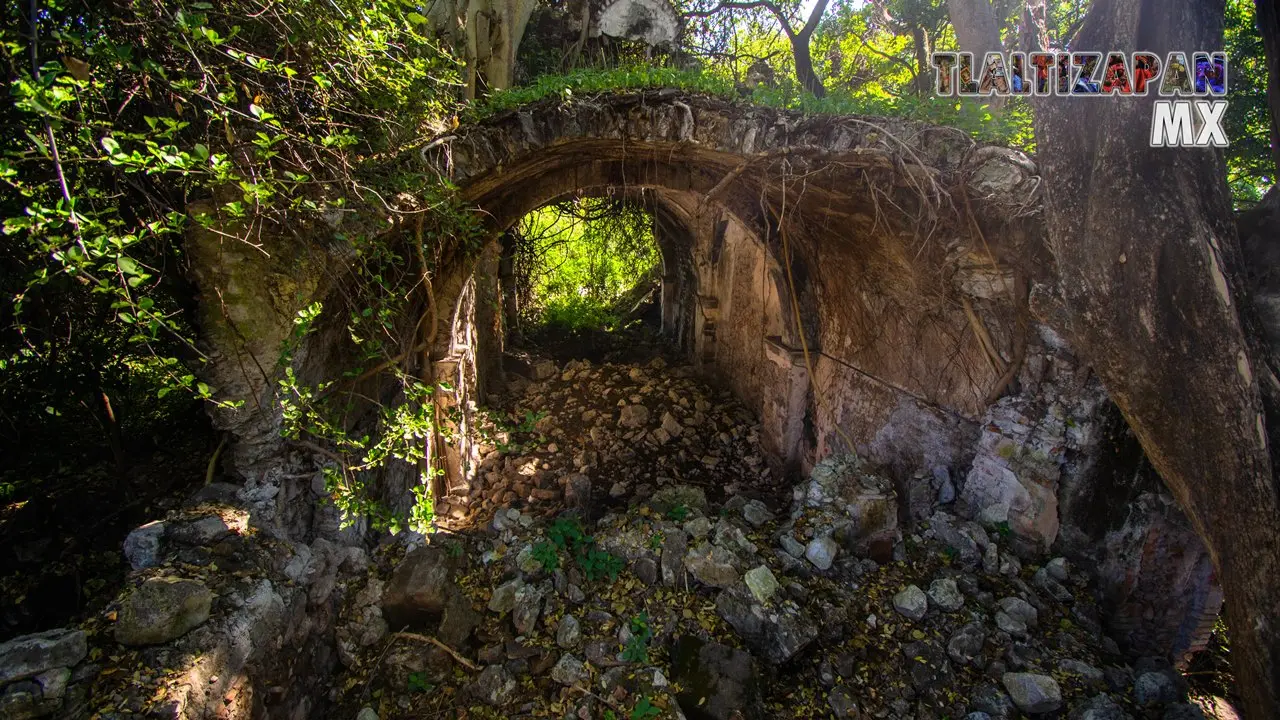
185,91,1222,667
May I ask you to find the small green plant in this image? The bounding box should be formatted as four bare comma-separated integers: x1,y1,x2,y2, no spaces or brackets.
630,696,662,720
665,504,689,522
577,547,625,582
621,613,653,663
532,541,561,571
547,517,589,549
648,531,665,551
604,711,618,720
444,540,464,558
994,521,1013,539
515,409,547,433
406,672,433,694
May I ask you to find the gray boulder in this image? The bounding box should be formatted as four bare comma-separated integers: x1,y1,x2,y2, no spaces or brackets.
382,547,455,628
114,577,214,646
892,585,928,621
671,636,763,720
123,521,165,570
470,665,515,706
928,578,965,612
1002,672,1063,714
715,585,817,664
0,628,87,685
550,654,589,687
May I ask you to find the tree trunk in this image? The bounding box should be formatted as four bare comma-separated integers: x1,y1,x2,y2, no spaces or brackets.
947,0,1007,107
1257,0,1280,171
947,0,1004,60
790,33,825,97
912,25,930,96
789,0,830,97
1033,1,1280,716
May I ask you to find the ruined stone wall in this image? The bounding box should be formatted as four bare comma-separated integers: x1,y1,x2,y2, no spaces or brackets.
163,93,1228,698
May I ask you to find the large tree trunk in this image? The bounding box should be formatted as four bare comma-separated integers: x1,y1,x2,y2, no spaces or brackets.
431,0,537,98
1033,1,1280,716
946,0,1003,60
790,33,825,97
1258,0,1280,171
947,0,1007,106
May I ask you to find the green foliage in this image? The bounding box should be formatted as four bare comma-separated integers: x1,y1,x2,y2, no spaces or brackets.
630,696,662,720
576,546,625,582
407,672,434,694
538,516,623,582
474,66,735,118
994,521,1013,539
665,504,690,522
514,197,660,334
481,64,1033,148
0,0,464,483
621,612,654,663
547,517,590,550
531,541,561,571
1223,0,1274,205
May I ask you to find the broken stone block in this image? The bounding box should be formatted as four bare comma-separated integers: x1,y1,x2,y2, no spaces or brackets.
671,636,763,720
797,454,898,558
114,577,213,646
382,546,455,628
715,585,817,664
0,628,87,685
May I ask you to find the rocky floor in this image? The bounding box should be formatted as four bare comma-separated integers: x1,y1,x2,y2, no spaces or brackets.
330,354,1232,720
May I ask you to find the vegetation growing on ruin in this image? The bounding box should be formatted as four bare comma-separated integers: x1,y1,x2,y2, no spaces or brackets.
513,198,661,334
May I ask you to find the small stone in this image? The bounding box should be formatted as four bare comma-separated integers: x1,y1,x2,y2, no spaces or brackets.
1046,557,1069,582
556,615,582,650
684,542,740,588
356,708,379,720
633,557,659,586
684,517,713,539
828,685,859,717
805,535,838,571
1134,671,1179,707
471,665,515,706
892,585,928,621
1162,703,1208,720
512,584,544,635
488,578,523,614
743,566,780,604
971,683,1015,720
927,578,964,612
114,577,213,646
516,544,543,574
550,654,589,687
123,521,166,570
1058,659,1105,688
741,500,775,528
1002,672,1062,714
997,597,1038,627
947,622,987,666
778,535,806,558
619,404,650,428
1068,693,1128,720
996,611,1027,636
